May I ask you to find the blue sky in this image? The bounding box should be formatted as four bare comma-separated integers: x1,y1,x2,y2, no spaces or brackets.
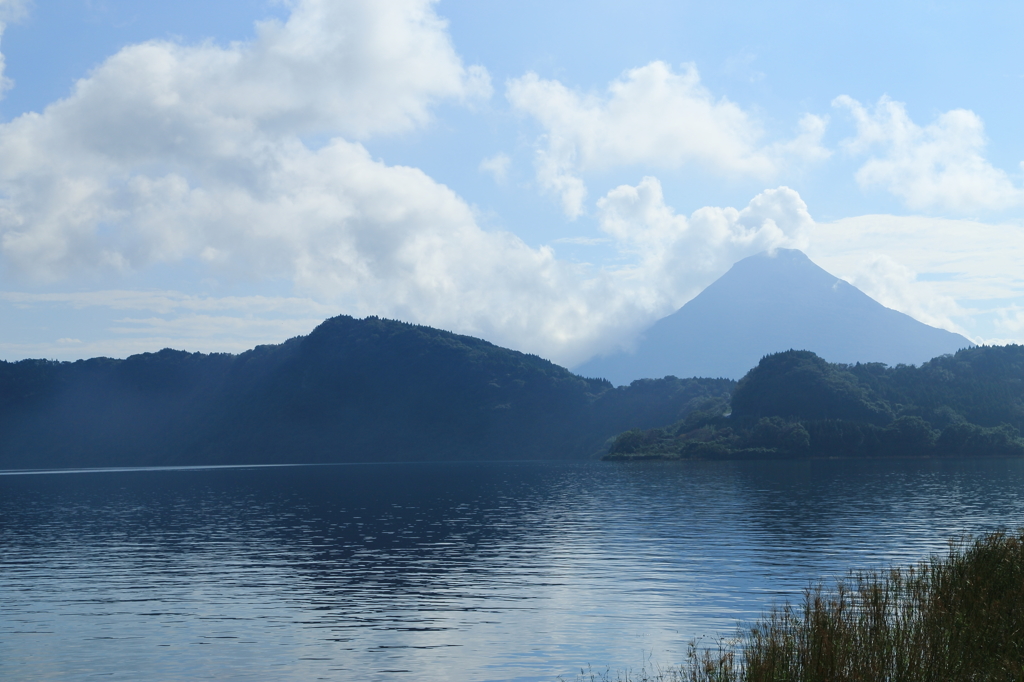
1,0,1022,366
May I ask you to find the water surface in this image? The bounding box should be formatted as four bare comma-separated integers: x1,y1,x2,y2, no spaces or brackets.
3,458,1024,681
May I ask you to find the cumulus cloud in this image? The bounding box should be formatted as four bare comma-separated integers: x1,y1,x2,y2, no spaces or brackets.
506,61,829,218
448,180,811,363
594,179,811,327
17,0,488,137
0,0,490,277
835,95,1024,213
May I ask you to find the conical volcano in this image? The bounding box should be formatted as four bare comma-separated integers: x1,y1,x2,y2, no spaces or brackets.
575,249,973,384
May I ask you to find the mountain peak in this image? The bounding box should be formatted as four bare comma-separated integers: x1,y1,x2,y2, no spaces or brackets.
576,249,973,384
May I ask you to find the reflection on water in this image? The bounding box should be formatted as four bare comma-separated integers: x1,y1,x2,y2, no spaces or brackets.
2,458,1024,681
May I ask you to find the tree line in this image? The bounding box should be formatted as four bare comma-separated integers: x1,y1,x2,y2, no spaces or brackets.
607,347,1024,460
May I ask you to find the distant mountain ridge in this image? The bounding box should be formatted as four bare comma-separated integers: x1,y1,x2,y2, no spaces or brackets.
0,315,733,469
576,249,973,384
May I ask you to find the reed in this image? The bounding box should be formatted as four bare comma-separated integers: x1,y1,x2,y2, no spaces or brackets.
567,529,1024,682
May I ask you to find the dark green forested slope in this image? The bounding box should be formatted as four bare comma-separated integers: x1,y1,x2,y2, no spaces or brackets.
606,346,1024,461
0,315,733,469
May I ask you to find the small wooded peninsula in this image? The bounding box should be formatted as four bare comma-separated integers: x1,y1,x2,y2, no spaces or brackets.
605,346,1024,461
0,315,732,469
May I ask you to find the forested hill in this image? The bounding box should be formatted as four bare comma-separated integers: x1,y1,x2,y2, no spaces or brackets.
607,346,1024,461
0,315,733,469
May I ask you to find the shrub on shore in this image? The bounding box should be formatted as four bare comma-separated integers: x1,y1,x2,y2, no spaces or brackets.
567,529,1024,681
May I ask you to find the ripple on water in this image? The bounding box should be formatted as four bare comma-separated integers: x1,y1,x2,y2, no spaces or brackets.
2,458,1024,681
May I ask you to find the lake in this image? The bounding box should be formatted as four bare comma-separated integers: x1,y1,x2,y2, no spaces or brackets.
3,458,1024,681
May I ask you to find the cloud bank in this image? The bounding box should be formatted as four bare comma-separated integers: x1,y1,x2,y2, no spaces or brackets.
835,95,1024,213
0,0,819,365
596,179,811,315
507,61,829,218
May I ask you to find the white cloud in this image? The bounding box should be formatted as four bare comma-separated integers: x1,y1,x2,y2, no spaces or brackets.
4,0,489,134
0,0,491,279
586,179,812,353
834,95,1024,213
478,152,510,184
506,61,829,218
0,179,815,367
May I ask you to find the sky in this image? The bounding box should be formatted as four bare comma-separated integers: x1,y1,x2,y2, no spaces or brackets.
0,0,1022,367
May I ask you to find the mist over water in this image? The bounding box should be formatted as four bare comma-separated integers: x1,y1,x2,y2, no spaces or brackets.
3,459,1024,681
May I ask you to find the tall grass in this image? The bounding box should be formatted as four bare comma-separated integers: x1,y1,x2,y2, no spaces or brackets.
567,529,1024,682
